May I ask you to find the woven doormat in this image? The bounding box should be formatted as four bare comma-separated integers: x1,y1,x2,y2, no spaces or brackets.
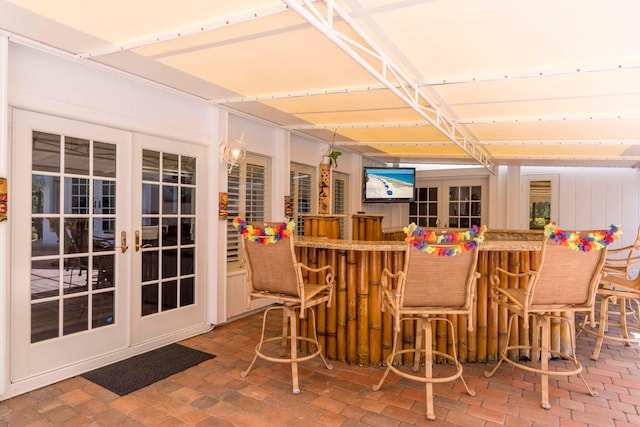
81,343,215,396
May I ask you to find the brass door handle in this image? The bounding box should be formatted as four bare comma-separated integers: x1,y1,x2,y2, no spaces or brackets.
135,230,152,251
116,231,128,253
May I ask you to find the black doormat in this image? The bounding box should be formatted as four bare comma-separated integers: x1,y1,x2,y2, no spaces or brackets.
81,343,215,396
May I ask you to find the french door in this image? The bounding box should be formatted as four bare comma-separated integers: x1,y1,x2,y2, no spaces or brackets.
11,110,207,387
410,178,487,228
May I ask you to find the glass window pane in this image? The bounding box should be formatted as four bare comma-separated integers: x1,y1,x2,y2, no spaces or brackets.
142,219,160,247
63,296,88,335
181,218,195,245
93,142,116,178
142,183,159,214
162,249,178,278
142,251,159,282
31,301,59,343
64,137,90,175
142,284,159,316
32,175,60,214
143,150,160,182
64,219,89,254
181,248,194,275
93,255,114,290
92,292,115,328
93,219,115,251
31,259,60,300
63,256,89,294
94,179,116,215
32,132,60,173
181,187,194,215
32,217,60,257
65,177,89,214
180,278,194,306
162,281,178,310
162,186,178,214
163,218,178,246
163,153,179,183
181,156,196,185
449,187,459,201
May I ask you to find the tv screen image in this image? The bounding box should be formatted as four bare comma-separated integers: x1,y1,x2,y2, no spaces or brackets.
363,167,415,203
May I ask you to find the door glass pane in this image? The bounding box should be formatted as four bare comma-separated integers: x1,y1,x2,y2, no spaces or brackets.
142,184,159,214
92,291,115,327
93,142,116,178
143,150,160,182
181,156,196,185
142,284,159,316
163,153,179,183
181,188,194,214
65,137,90,175
30,133,119,343
162,185,178,214
32,132,60,173
31,301,59,343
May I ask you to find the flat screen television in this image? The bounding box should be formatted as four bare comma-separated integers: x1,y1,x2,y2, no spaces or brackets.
363,167,416,203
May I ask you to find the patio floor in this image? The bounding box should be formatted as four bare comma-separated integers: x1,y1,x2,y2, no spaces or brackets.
1,309,639,426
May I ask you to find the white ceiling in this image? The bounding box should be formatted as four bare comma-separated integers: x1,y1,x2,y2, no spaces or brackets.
2,0,640,172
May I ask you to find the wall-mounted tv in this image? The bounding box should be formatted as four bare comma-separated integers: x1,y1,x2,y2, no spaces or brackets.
363,167,416,203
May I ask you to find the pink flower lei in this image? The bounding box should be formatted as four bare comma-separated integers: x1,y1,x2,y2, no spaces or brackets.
544,223,621,252
232,217,295,244
403,223,487,256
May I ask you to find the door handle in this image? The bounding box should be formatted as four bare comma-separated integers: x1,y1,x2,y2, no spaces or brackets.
135,230,152,252
116,231,129,253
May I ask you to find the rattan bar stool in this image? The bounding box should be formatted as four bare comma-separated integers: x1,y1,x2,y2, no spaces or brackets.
372,229,482,421
237,221,335,394
485,231,608,409
579,239,640,360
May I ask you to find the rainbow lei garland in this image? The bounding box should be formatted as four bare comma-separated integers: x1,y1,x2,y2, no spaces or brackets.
404,223,487,256
544,223,622,252
232,216,295,244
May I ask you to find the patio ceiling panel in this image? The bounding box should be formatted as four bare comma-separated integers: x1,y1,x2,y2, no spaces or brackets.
1,0,640,169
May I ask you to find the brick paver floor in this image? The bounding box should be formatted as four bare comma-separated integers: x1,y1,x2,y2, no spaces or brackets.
1,309,639,426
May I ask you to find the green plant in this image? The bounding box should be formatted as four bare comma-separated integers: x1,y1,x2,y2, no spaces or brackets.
325,146,342,168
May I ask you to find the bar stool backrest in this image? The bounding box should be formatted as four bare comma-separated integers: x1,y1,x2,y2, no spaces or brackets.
241,224,300,297
529,236,606,308
402,244,479,309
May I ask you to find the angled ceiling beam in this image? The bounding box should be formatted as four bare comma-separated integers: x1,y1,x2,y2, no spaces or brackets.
283,0,496,174
286,121,431,130
77,2,298,59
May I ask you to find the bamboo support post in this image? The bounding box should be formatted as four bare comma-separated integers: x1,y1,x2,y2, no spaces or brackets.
347,250,357,363
336,250,348,361
356,251,370,365
476,251,489,362
368,250,383,366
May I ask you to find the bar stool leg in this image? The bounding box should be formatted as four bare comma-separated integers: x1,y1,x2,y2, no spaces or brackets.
288,307,300,395
423,320,435,421
591,295,612,361
413,318,423,372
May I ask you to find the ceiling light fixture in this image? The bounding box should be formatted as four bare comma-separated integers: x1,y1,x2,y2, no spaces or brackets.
220,137,247,174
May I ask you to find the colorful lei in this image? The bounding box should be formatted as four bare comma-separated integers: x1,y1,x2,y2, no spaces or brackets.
232,216,295,244
404,223,487,256
544,223,621,252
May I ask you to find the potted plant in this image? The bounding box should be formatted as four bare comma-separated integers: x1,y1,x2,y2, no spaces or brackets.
322,146,342,168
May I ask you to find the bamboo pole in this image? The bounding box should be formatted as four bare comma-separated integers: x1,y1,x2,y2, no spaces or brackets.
356,251,370,365
316,248,328,355
476,250,489,362
507,252,520,360
369,250,383,366
336,250,347,362
497,252,510,361
326,248,338,360
486,251,499,362
347,250,357,363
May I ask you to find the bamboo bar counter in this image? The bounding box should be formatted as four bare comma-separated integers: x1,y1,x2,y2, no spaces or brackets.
294,220,548,367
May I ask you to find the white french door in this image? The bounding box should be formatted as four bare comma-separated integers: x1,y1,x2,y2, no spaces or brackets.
130,134,206,344
10,110,207,389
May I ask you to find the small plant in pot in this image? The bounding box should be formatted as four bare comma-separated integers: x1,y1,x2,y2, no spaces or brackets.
322,146,342,168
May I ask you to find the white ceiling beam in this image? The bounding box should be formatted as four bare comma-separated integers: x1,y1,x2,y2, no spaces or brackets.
212,83,388,103
422,61,640,86
77,3,297,59
286,121,431,130
457,114,640,125
283,0,496,174
480,139,640,146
